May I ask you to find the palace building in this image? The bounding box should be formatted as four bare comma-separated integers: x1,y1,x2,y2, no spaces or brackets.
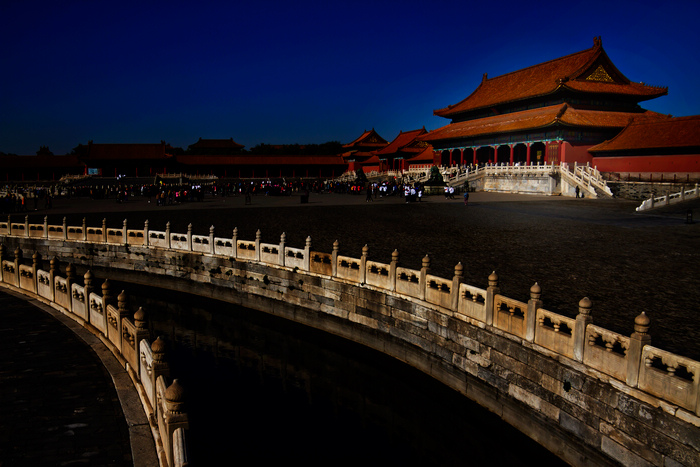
420,37,699,179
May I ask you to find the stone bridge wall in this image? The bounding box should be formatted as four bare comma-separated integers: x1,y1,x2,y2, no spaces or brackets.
1,217,699,466
0,241,189,467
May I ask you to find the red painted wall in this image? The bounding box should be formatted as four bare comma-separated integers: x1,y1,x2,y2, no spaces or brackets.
592,154,700,173
561,142,594,166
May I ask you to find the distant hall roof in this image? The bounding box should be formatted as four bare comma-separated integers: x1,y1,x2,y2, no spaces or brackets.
188,138,245,149
435,37,667,119
421,104,668,143
589,116,700,152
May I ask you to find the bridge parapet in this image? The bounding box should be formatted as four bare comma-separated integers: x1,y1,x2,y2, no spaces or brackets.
1,218,699,466
0,250,189,467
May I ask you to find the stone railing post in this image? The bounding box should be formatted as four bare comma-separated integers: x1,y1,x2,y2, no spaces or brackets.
389,250,399,292
101,278,113,310
82,217,87,241
165,222,171,249
163,379,189,467
62,217,67,241
83,270,93,322
360,245,369,284
151,336,170,382
332,240,339,277
209,225,215,254
419,254,430,300
14,247,23,286
49,257,57,302
122,219,128,245
484,271,499,326
451,262,463,311
232,228,238,259
525,283,542,342
304,236,312,271
279,232,286,266
65,263,75,312
24,215,29,237
102,218,107,243
144,220,149,247
32,251,41,293
255,229,261,261
43,216,48,239
0,244,5,284
133,307,150,374
573,297,592,362
626,312,651,388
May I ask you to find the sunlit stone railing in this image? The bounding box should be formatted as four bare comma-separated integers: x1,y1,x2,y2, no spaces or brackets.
0,248,188,467
636,183,700,211
1,214,699,466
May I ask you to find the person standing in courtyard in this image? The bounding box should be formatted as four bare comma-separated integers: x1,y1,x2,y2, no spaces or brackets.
463,191,469,205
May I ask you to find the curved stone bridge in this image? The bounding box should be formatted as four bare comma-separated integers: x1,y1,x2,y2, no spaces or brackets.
1,217,699,466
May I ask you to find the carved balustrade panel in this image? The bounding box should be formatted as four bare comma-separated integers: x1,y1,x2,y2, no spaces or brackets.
284,246,305,271
89,293,106,335
425,274,452,309
106,229,123,244
86,228,104,242
47,225,64,239
583,324,629,382
71,283,87,320
106,304,122,352
534,308,575,358
139,339,155,408
37,270,52,299
121,319,138,374
54,277,70,309
148,230,168,248
170,233,188,251
395,266,421,299
214,237,234,257
236,240,256,260
0,222,7,235
10,223,25,236
457,283,487,322
365,260,391,289
66,226,83,241
18,264,34,292
336,255,362,283
259,242,279,264
493,295,527,338
309,251,332,275
1,260,16,285
191,235,210,253
127,229,145,246
639,346,700,413
28,224,44,238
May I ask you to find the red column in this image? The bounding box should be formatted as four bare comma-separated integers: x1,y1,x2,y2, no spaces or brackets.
544,142,549,163
526,143,531,165
472,148,477,165
509,145,514,165
493,146,498,164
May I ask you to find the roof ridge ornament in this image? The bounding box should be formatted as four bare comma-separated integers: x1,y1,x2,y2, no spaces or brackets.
594,36,602,48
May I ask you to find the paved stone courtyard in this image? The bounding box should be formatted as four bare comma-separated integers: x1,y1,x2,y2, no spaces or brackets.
19,190,700,360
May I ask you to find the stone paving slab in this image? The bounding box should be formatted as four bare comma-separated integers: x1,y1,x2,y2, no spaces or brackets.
0,287,157,466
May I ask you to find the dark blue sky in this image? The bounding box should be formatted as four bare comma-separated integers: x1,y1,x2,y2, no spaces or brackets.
2,0,699,155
